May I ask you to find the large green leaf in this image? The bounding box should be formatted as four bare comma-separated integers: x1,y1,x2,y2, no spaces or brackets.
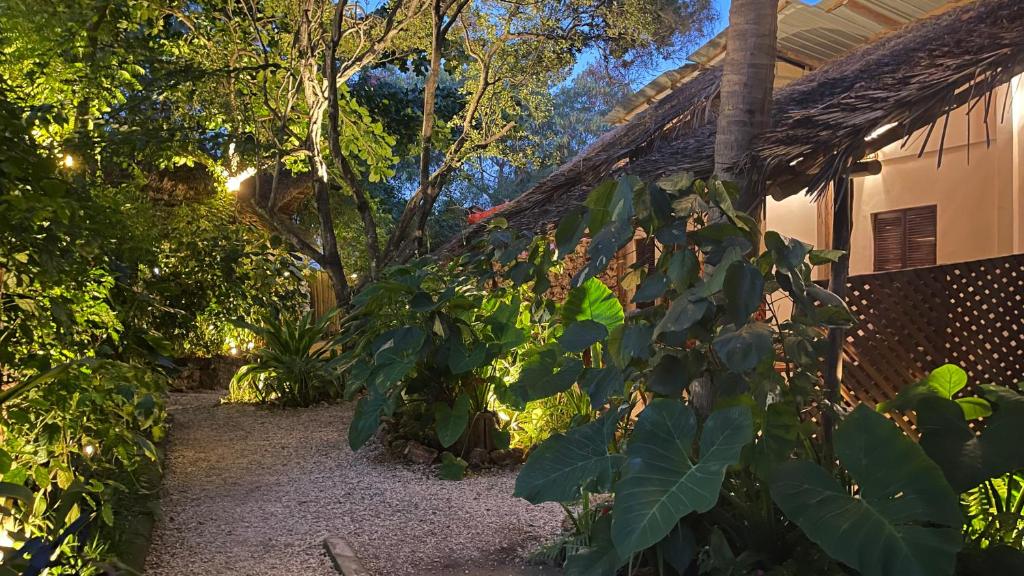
349,386,394,450
559,320,609,353
916,385,1024,492
633,271,668,304
555,206,588,258
515,414,621,504
575,221,635,286
584,180,617,234
435,394,470,448
585,176,637,234
447,338,487,375
723,260,764,325
653,294,710,341
563,278,624,330
611,402,752,555
646,354,689,397
508,351,584,405
712,323,773,373
564,514,627,576
370,326,426,387
580,366,625,409
770,406,963,576
607,323,653,367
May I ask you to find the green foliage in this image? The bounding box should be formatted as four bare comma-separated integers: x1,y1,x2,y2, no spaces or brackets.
515,414,621,504
770,406,963,576
228,309,344,407
0,84,170,572
444,174,855,574
880,366,1024,563
438,452,469,481
612,402,753,556
337,256,567,455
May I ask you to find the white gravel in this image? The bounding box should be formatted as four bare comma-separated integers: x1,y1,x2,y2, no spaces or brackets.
145,392,564,576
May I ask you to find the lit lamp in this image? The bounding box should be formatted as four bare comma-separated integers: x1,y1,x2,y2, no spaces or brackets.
225,167,256,192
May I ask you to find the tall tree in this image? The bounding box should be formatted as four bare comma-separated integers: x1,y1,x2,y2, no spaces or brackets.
714,0,779,213
185,0,713,305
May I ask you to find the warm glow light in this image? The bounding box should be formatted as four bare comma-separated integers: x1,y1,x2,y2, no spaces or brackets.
246,341,255,350
865,122,899,142
229,345,239,356
152,267,160,276
0,529,13,560
1012,75,1023,124
63,154,75,168
349,273,359,281
83,443,96,457
225,167,256,192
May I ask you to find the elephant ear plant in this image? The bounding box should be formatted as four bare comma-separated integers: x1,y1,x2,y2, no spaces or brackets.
336,257,565,476
879,364,1024,573
482,174,998,576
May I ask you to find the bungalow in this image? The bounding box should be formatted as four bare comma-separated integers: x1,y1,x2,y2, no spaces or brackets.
448,0,1024,415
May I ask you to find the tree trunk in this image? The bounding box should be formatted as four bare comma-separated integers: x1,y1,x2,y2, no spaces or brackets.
315,177,352,307
822,177,852,467
693,0,779,416
714,0,779,213
384,0,445,264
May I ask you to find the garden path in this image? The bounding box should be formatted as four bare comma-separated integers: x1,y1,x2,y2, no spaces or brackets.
144,392,563,576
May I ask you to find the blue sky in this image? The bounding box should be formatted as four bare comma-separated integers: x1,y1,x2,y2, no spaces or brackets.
569,0,731,88
618,0,823,89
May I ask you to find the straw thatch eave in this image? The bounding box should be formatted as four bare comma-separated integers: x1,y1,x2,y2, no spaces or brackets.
443,0,1024,253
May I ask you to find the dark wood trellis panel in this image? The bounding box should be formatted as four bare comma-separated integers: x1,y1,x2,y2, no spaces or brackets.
841,253,1024,430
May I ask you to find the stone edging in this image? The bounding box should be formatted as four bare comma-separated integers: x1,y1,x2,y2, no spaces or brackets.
324,536,371,576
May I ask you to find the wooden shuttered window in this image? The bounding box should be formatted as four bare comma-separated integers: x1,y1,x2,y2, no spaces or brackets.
871,205,937,272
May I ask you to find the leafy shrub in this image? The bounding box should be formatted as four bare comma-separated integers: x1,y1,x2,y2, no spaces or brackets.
396,173,990,576
228,309,345,406
1,83,168,573
880,364,1024,572
1,362,166,574
337,258,569,455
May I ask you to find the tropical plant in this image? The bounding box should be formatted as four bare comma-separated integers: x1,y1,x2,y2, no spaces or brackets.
422,172,1018,576
879,364,1024,573
228,309,344,407
338,256,562,458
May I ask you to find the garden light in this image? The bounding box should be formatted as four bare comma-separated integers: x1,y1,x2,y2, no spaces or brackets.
83,443,96,457
63,154,74,168
226,167,256,192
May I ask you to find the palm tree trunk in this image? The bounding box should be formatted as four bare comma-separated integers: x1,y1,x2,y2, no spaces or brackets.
714,0,779,213
693,0,779,417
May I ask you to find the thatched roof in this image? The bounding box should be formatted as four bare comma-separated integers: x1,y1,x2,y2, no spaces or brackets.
235,170,315,221
144,163,218,205
444,0,1024,252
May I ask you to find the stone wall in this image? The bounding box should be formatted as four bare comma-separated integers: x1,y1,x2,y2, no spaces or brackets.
170,356,247,391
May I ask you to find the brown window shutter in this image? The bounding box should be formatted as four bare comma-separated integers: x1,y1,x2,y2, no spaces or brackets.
905,205,937,268
873,210,906,272
872,205,936,272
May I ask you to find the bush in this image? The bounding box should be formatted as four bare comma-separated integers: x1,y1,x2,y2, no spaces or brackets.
336,256,587,459
227,309,344,406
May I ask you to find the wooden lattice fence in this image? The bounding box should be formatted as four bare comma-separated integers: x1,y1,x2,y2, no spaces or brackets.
841,253,1024,424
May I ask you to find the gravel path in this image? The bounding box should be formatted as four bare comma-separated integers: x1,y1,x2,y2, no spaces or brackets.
145,392,563,576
